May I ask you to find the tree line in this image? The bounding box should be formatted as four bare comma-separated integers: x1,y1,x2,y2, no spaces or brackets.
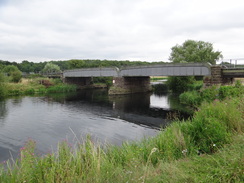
1,40,223,74
0,59,165,74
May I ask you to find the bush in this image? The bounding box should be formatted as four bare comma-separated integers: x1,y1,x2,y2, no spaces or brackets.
3,65,22,83
200,85,219,102
167,76,195,93
187,82,203,91
179,91,202,106
10,70,22,83
218,85,244,100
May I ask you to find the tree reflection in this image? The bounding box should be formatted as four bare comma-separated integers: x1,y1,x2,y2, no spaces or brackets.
0,100,8,127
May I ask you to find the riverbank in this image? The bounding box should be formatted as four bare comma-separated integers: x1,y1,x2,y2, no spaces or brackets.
179,80,244,108
0,95,243,182
0,78,77,98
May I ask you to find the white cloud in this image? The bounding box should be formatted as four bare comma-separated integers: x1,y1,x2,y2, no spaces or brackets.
0,0,244,63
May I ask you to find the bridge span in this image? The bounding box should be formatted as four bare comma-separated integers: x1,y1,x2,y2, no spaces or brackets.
62,63,241,95
63,63,211,78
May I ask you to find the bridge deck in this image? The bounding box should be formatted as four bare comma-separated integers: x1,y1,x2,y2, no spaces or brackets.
222,68,244,78
63,63,212,78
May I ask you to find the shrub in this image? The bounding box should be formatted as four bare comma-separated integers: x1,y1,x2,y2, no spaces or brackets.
167,76,195,93
3,65,22,83
187,82,203,91
200,85,219,102
218,85,244,100
10,70,22,83
179,91,202,106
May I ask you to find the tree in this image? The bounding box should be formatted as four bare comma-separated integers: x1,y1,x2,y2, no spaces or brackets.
18,60,35,73
42,63,61,73
0,64,4,71
169,40,223,65
68,60,85,69
167,40,223,93
3,65,22,83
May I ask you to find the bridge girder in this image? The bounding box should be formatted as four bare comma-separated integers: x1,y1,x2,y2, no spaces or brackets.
63,63,212,78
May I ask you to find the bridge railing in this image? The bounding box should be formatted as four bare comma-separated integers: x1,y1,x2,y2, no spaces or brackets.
218,58,244,68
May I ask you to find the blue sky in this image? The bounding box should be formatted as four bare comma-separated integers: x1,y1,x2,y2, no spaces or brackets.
0,0,244,63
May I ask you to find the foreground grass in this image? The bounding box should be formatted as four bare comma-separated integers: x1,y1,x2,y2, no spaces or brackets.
0,96,243,182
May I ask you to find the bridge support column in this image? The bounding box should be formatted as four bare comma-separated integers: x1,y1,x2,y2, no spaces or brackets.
64,77,92,88
203,66,233,87
108,76,152,95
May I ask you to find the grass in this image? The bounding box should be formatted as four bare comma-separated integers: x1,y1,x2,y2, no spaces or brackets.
180,81,244,107
0,96,243,182
2,78,77,97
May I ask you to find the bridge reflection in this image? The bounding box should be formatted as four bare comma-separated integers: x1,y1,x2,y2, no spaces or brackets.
45,89,190,129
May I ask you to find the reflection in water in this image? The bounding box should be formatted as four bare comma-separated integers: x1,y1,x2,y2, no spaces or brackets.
150,94,170,109
0,89,188,162
0,100,8,127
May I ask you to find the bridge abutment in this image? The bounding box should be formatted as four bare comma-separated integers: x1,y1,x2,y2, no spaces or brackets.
203,66,233,87
109,77,152,95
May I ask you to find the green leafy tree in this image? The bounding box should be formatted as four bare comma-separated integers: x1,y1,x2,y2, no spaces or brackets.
42,63,61,73
3,65,19,74
18,60,35,73
167,40,223,93
0,64,5,71
3,65,22,83
169,40,223,65
68,60,85,69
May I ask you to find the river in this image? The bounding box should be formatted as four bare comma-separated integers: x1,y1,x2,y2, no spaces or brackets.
0,89,187,162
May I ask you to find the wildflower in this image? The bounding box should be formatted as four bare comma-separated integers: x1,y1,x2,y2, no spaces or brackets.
126,171,133,174
213,144,216,147
151,147,158,153
182,149,187,154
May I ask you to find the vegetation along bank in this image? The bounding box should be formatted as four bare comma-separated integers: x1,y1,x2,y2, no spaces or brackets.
0,93,243,182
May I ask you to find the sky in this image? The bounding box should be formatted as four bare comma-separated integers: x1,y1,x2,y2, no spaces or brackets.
0,0,244,63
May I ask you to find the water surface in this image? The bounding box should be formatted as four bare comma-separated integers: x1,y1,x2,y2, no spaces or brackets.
0,89,185,162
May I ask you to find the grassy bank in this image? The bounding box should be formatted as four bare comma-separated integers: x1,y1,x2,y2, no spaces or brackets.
0,78,77,97
0,95,243,182
179,81,244,108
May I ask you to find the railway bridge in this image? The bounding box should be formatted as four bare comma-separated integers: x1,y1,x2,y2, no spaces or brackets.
61,63,243,94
